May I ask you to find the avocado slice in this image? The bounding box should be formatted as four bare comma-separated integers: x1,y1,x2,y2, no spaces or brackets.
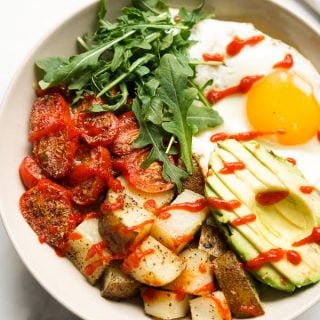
205,140,320,291
216,142,316,236
243,140,320,224
205,184,295,292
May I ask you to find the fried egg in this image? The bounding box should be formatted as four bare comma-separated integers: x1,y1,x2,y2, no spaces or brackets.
189,19,320,187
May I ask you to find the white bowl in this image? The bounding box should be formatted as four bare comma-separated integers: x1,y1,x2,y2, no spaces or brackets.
0,0,320,319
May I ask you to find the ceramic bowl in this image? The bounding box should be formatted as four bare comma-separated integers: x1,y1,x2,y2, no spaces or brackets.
0,0,320,319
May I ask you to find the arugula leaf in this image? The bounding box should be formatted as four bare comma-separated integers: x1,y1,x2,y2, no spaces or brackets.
156,54,197,174
88,83,129,112
132,99,188,190
37,30,135,89
131,0,168,14
178,0,209,28
98,0,107,21
187,104,223,134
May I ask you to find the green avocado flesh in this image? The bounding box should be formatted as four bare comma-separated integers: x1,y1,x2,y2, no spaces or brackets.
205,139,320,292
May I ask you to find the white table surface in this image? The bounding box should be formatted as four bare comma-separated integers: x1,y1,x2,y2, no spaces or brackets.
0,0,319,319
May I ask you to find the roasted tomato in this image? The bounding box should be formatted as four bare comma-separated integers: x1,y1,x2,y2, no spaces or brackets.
71,176,106,206
19,156,46,189
109,111,139,156
33,128,78,179
29,93,72,142
113,149,174,193
75,95,119,147
19,179,74,251
69,145,122,193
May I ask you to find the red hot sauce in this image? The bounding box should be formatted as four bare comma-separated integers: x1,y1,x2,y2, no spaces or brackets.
293,227,320,247
207,75,263,103
230,214,256,227
219,161,246,174
273,53,294,69
226,35,265,56
207,197,241,211
256,191,289,206
202,53,225,62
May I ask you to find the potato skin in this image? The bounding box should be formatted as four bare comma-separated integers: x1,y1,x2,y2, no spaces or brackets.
101,267,140,300
198,223,227,259
98,213,136,254
181,157,205,195
214,251,264,318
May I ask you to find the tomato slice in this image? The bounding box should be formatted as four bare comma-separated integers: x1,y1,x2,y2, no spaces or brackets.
75,95,119,147
19,156,46,189
19,179,74,250
71,176,106,206
109,111,139,156
113,149,174,193
69,145,122,193
29,93,72,142
33,128,78,179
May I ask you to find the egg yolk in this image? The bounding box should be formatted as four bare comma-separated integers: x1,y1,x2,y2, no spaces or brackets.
246,70,320,145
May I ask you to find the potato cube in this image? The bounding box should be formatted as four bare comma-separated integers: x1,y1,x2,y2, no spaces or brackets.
99,177,173,254
100,266,140,300
151,189,209,253
123,236,185,286
190,291,232,320
67,218,111,284
166,248,214,295
141,287,191,320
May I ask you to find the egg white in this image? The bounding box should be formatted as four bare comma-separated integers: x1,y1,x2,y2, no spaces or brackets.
189,19,320,187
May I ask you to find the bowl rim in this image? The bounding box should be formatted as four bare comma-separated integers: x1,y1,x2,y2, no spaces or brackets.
1,0,320,319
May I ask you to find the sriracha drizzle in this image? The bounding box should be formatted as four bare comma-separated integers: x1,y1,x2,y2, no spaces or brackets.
231,214,256,227
299,186,315,194
293,227,320,247
273,53,294,69
246,248,302,271
210,129,285,143
207,197,241,211
256,191,289,206
202,53,225,62
207,75,263,103
226,35,265,56
219,161,246,174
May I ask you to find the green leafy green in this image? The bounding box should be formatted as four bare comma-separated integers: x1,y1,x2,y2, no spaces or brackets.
37,30,135,89
132,99,188,190
187,104,223,134
156,54,196,174
35,0,223,188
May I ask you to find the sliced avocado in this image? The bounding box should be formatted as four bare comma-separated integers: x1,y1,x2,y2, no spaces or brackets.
205,140,320,290
218,139,287,192
205,184,295,292
216,143,315,239
243,140,320,224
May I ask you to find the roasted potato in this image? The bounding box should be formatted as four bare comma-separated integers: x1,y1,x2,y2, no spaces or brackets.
166,248,214,296
141,287,191,320
151,189,209,253
190,291,232,320
214,251,264,318
100,266,140,300
99,176,173,253
123,236,185,286
98,196,149,254
67,218,111,284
